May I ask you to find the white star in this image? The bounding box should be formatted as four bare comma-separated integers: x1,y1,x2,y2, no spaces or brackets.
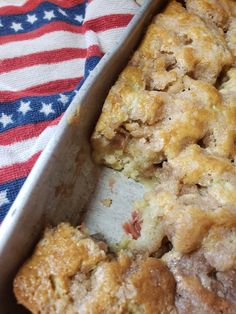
74,90,80,96
0,20,3,27
43,10,55,21
58,8,67,16
74,14,83,23
10,22,23,32
40,103,55,116
0,113,13,128
18,101,31,115
0,190,9,208
58,94,68,105
27,14,38,24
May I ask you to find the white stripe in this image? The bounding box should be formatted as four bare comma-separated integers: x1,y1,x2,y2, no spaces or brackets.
0,58,85,91
0,30,97,59
97,27,129,53
85,0,139,21
0,125,57,167
0,0,26,7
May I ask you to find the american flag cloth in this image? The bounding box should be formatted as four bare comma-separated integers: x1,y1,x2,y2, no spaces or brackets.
0,0,139,223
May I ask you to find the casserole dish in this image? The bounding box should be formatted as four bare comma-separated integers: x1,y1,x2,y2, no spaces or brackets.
0,1,165,312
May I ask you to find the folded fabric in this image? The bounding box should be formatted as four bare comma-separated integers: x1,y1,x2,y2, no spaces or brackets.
0,0,139,222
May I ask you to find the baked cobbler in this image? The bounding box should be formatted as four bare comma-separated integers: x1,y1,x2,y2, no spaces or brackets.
14,1,236,313
14,223,177,314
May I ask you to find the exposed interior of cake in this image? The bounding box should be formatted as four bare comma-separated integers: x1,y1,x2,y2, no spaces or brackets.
122,145,236,253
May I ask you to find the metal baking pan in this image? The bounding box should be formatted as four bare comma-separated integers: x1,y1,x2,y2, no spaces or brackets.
0,1,165,312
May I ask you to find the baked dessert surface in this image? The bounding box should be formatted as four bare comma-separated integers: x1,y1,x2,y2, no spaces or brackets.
14,223,107,313
14,0,236,313
126,145,236,255
163,249,236,314
185,0,233,29
91,0,235,180
14,223,177,314
91,0,236,313
14,223,236,314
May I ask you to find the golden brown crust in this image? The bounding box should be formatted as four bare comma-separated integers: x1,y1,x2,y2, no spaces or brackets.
92,1,235,180
15,223,236,314
169,145,236,206
133,0,233,88
14,223,177,314
75,255,176,314
128,257,176,313
13,223,107,313
185,0,232,29
92,68,236,180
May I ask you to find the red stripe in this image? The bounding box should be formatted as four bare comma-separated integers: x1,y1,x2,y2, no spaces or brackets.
0,116,62,146
85,14,133,33
0,77,81,102
0,15,133,45
0,46,102,74
0,152,41,184
0,0,85,15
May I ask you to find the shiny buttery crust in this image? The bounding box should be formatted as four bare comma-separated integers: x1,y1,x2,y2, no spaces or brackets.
91,0,235,180
14,223,177,314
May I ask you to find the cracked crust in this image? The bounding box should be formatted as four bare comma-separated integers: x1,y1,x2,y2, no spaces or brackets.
92,67,236,179
185,0,233,30
13,223,108,313
125,145,236,255
132,0,232,87
14,223,236,314
92,1,235,180
163,249,236,314
14,223,177,314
